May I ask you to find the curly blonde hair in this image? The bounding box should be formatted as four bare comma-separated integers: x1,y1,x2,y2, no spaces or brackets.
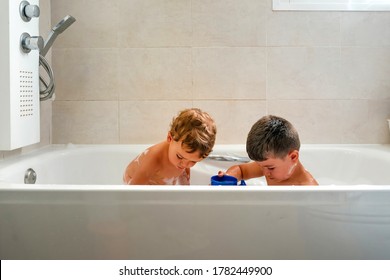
169,108,217,158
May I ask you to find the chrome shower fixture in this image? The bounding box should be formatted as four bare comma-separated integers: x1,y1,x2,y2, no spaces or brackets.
40,15,76,57
39,15,76,101
19,0,40,22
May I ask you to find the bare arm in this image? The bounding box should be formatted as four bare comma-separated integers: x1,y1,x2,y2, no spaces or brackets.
225,161,264,181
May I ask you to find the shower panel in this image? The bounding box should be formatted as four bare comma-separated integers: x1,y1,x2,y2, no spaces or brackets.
0,0,42,150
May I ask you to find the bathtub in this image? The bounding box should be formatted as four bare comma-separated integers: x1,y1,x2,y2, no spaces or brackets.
0,144,390,259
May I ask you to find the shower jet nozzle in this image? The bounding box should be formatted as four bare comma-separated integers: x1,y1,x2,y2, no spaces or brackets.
40,15,76,57
52,15,76,34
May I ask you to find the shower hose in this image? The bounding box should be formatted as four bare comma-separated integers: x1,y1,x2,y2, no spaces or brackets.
39,54,55,101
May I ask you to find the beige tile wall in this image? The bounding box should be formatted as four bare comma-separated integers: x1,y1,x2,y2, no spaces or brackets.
50,0,390,145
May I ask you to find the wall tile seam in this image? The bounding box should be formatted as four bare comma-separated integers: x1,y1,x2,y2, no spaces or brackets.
53,46,272,49
266,98,390,101
52,99,269,101
52,45,388,49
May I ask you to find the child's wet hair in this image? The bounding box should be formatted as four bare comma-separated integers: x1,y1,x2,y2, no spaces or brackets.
169,108,217,158
246,115,300,161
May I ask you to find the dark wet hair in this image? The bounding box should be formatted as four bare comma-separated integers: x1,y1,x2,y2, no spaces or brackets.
246,115,300,161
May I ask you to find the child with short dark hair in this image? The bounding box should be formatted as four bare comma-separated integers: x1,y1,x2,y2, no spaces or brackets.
220,115,318,186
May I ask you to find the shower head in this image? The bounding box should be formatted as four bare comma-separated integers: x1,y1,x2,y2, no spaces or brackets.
40,15,76,57
52,15,76,34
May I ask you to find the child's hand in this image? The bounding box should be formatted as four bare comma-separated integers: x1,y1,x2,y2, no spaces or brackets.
218,170,240,180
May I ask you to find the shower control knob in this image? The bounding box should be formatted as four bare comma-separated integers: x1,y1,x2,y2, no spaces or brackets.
20,33,44,53
19,1,40,22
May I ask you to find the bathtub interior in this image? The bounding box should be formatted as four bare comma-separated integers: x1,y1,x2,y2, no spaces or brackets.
0,144,390,185
0,144,263,185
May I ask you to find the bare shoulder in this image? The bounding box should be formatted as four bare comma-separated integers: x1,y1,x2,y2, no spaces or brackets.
308,175,319,186
125,142,167,184
144,141,167,164
304,170,319,186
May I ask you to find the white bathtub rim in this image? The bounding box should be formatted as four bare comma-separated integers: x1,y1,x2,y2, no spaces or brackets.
1,143,389,170
1,143,389,168
1,143,390,160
